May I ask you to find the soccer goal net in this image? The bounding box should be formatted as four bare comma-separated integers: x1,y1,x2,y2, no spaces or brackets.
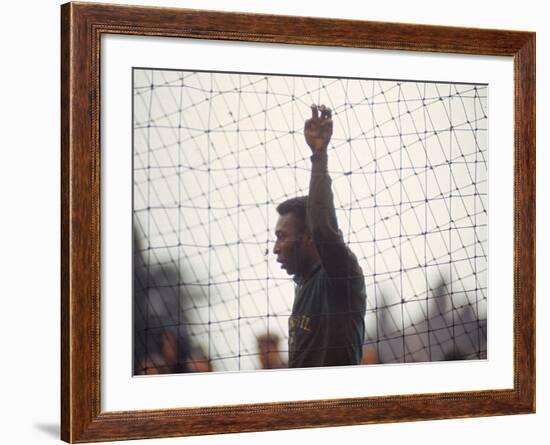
133,68,487,374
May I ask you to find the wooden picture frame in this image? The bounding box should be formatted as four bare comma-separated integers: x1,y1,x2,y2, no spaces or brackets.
61,1,535,442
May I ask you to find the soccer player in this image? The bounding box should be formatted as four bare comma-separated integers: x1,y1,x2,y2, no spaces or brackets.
273,104,367,368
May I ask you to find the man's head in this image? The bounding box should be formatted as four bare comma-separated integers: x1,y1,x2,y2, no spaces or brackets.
273,196,319,277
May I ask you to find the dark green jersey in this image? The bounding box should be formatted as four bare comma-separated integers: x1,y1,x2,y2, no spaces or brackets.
288,152,366,368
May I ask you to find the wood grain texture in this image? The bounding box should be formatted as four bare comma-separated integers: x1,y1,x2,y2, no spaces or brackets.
60,4,71,441
513,34,536,409
60,2,536,442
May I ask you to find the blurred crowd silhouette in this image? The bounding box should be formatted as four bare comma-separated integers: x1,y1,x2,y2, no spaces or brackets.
134,228,486,375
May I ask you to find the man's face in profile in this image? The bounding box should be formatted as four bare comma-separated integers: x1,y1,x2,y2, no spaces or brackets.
273,213,306,276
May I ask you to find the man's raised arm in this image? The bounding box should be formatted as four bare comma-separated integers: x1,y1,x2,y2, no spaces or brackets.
304,105,362,279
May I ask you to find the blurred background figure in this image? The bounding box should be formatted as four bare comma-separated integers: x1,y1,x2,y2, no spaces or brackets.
257,333,286,369
360,346,380,365
186,347,212,373
136,328,192,375
137,356,164,375
133,231,195,375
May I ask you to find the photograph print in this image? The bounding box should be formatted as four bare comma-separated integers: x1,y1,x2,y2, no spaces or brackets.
132,68,488,375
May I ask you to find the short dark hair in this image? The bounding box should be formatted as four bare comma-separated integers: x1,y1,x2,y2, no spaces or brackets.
276,196,308,233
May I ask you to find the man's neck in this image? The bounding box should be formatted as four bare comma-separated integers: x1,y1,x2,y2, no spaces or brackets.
294,260,321,285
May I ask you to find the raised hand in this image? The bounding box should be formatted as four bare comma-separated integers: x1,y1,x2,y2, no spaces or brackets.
304,104,333,154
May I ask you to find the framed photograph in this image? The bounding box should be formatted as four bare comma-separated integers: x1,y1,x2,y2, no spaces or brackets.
61,1,535,442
